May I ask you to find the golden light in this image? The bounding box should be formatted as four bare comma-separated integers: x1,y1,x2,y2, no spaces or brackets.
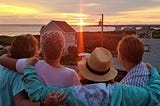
77,0,84,56
0,4,38,15
79,19,85,26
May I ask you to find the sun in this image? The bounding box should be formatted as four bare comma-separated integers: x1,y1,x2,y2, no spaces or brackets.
79,19,85,26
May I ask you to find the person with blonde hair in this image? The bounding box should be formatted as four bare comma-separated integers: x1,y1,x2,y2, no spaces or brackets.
0,21,81,88
0,34,66,106
117,35,150,86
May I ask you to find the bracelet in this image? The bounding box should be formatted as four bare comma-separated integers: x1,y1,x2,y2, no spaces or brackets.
40,101,44,106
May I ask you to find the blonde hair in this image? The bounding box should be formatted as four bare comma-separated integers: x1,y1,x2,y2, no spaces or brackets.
10,34,39,59
117,35,144,64
41,31,65,60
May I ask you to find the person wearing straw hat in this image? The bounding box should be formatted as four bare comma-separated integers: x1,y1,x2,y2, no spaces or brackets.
21,47,160,106
78,47,117,84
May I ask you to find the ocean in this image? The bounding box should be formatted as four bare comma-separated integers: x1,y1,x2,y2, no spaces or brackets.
0,24,42,36
0,24,114,36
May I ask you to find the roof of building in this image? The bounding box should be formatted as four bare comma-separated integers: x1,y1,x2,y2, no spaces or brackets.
40,20,76,35
52,20,76,33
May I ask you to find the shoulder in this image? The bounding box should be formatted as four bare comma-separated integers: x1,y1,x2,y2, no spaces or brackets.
0,65,17,75
17,58,27,64
63,66,76,72
0,66,22,87
64,67,79,76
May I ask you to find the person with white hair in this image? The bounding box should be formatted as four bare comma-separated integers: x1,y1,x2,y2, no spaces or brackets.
0,21,81,88
0,35,66,106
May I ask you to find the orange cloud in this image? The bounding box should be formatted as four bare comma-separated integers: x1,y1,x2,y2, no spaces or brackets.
0,4,39,16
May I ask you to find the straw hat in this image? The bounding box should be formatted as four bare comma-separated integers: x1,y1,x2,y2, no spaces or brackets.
78,47,117,82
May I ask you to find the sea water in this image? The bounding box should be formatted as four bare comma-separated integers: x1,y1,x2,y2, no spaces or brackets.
0,24,114,36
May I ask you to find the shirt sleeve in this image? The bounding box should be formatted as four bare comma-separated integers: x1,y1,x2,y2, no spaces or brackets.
72,70,81,86
22,66,100,106
9,72,24,96
111,67,160,106
16,58,27,73
22,66,60,101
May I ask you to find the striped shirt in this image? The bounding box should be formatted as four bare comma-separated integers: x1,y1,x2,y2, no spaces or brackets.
120,62,150,86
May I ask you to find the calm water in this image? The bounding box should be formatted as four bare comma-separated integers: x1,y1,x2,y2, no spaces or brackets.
0,24,42,36
0,24,114,36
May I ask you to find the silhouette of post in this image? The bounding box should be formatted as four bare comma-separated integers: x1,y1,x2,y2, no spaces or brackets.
101,14,104,47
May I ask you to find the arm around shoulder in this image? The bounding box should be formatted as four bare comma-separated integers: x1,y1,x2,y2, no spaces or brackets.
0,54,17,70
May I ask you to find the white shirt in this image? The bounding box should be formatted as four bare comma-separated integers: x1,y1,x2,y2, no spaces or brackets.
120,61,150,86
16,59,81,88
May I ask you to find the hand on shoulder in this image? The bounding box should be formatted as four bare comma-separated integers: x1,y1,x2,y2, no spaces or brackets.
25,57,39,66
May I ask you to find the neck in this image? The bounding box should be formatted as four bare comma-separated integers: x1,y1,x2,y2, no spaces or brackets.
124,62,137,72
45,58,63,68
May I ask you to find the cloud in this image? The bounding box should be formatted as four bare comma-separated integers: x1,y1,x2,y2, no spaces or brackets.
152,0,160,2
0,1,159,25
106,6,160,24
82,3,99,7
0,4,39,16
39,0,48,3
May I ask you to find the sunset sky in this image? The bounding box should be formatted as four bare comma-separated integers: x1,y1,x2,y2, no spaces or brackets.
0,0,160,25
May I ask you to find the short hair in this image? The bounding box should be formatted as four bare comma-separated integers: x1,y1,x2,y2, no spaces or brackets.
117,35,144,64
10,34,39,59
41,31,65,60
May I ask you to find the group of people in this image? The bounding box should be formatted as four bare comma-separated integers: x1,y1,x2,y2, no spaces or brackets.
0,21,160,106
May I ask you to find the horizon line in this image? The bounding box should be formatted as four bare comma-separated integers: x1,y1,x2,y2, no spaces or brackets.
1,23,160,26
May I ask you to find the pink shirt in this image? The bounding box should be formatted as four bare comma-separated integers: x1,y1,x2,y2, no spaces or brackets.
16,59,81,88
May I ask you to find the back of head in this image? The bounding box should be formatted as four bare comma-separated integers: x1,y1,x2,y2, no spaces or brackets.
10,34,39,59
117,35,144,64
41,30,65,60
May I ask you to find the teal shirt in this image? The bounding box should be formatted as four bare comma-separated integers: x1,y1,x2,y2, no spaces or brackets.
22,66,160,106
0,65,24,106
111,68,160,106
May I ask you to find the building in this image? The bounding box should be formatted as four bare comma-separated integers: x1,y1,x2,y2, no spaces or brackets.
40,20,77,54
142,38,160,72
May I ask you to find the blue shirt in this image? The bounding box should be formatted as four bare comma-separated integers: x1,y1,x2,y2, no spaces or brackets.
0,65,24,106
120,62,150,86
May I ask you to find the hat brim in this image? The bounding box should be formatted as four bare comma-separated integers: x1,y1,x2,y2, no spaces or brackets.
78,56,118,82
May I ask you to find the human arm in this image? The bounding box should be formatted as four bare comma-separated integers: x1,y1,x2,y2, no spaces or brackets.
22,66,111,106
14,90,67,106
22,57,91,106
110,67,160,106
22,57,63,101
0,54,27,73
14,91,40,106
22,66,58,101
44,92,67,106
0,54,17,70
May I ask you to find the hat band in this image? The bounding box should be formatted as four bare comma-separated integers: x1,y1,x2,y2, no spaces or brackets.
86,61,110,75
